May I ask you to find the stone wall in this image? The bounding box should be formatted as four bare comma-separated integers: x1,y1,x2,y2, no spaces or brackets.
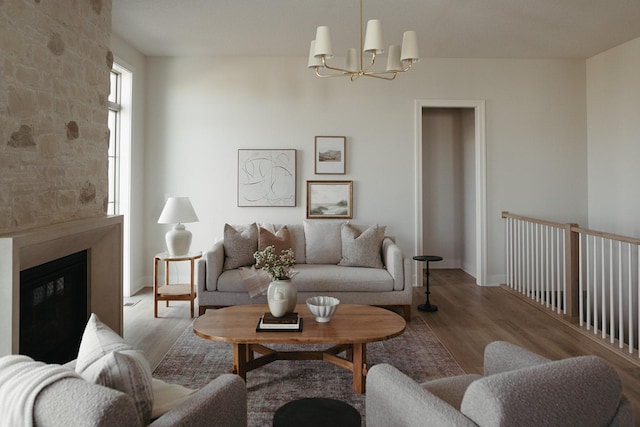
0,0,112,233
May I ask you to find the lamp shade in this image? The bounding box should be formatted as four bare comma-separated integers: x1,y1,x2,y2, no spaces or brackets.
313,26,334,58
158,197,199,225
158,197,199,256
363,19,384,54
345,48,359,72
386,44,403,72
400,30,419,62
308,40,324,68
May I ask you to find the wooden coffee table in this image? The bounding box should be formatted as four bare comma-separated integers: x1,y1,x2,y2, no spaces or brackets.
193,304,406,393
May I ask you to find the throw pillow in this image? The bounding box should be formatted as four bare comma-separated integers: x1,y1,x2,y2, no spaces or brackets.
75,313,130,374
88,350,154,425
338,223,384,268
303,220,344,264
258,225,292,255
75,314,154,425
223,223,258,270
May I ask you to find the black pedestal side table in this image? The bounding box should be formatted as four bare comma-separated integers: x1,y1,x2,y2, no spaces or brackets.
413,255,443,312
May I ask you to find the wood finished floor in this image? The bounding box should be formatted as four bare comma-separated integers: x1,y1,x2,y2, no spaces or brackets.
124,269,640,423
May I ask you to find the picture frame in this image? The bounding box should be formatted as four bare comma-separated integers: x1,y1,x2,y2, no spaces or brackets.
315,136,346,174
306,180,353,219
238,149,296,207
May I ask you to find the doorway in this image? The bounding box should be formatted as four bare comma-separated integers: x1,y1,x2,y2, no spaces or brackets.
414,100,487,286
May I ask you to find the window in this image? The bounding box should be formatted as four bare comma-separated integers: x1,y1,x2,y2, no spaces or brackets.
108,61,133,296
107,70,122,215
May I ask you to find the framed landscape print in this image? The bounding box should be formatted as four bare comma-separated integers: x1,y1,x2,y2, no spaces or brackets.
306,180,353,219
238,149,296,207
315,136,346,174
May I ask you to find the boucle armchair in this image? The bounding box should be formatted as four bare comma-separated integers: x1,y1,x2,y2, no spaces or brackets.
33,373,247,427
366,341,633,427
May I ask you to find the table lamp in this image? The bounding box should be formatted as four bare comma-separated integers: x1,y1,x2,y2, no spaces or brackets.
157,196,199,256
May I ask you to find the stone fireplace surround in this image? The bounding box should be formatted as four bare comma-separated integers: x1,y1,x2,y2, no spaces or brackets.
0,215,123,357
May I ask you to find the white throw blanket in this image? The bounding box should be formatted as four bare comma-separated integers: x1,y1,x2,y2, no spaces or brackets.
238,266,271,297
0,355,81,427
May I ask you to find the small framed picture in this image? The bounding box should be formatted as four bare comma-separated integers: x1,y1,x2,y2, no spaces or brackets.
306,180,353,219
315,136,346,174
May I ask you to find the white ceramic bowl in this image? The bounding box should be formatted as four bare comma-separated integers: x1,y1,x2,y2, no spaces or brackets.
306,296,340,323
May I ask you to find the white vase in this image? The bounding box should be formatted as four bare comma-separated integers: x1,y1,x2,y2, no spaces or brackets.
267,280,297,317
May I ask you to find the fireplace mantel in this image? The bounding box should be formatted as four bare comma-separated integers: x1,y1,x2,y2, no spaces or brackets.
0,215,123,356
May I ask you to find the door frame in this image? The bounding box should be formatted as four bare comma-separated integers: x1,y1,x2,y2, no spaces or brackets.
414,99,487,286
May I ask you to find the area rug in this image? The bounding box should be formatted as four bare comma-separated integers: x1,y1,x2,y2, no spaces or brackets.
153,315,464,426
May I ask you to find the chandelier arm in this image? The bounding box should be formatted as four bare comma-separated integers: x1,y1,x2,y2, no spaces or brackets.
362,71,397,81
314,67,352,78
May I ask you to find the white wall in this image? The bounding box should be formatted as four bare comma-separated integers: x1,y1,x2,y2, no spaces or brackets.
587,37,640,238
140,56,587,286
110,34,147,295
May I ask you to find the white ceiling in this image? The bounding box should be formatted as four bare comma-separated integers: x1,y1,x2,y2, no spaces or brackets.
111,0,640,59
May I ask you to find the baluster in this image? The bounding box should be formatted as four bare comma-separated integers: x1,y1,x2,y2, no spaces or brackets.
618,241,623,348
610,239,614,343
628,243,633,353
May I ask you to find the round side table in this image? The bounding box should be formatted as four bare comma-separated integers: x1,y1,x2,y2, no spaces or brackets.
413,255,443,312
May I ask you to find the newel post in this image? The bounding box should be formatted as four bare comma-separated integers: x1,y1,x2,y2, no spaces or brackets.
564,223,579,318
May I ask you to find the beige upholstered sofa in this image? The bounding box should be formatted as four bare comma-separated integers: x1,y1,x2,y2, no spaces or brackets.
196,221,412,320
366,341,633,426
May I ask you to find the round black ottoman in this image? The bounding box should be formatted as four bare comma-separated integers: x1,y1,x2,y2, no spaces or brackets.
273,397,361,427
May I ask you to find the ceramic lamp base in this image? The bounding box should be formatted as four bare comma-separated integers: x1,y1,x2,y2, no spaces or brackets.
165,224,192,256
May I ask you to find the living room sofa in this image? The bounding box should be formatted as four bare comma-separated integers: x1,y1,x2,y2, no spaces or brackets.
366,341,633,426
196,221,412,320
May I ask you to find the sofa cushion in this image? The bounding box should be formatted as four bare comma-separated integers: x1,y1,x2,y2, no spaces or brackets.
258,225,292,255
151,378,198,420
261,223,306,263
76,314,153,425
223,223,258,270
76,313,130,373
87,350,154,425
304,220,344,264
338,223,384,268
217,264,394,293
421,374,481,410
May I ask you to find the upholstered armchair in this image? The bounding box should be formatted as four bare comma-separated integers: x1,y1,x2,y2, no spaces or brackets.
33,373,247,427
366,341,633,427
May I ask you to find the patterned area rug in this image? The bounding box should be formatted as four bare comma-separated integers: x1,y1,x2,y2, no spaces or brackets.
153,315,464,426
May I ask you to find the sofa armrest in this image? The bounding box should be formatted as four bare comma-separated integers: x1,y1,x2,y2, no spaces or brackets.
366,364,475,427
34,377,141,427
150,374,247,427
483,341,550,376
196,240,224,293
382,237,406,291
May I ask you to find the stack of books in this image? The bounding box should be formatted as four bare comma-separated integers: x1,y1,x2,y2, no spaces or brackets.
256,312,303,332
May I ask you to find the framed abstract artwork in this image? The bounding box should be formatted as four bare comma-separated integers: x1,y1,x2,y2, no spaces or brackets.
315,136,346,174
306,180,353,219
238,149,296,207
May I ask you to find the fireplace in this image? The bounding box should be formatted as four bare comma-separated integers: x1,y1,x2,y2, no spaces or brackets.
0,215,123,358
20,250,88,363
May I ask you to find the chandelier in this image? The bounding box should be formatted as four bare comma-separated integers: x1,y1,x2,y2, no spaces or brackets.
307,0,419,81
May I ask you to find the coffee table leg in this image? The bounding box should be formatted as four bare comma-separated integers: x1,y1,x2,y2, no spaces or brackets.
232,343,247,380
352,343,366,393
